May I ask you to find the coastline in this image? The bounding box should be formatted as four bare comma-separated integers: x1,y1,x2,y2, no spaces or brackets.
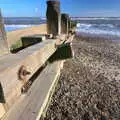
4,21,120,119
41,34,120,120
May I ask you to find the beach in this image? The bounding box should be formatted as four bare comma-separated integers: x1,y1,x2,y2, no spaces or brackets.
1,0,120,119
7,24,47,47
4,17,120,120
41,35,120,120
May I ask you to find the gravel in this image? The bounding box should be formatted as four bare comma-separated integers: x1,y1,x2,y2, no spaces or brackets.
40,35,120,120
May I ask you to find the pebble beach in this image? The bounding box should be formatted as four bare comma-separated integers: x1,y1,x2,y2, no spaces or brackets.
41,35,120,120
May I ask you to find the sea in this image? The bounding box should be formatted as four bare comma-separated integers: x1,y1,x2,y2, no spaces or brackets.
4,17,120,40
74,17,120,40
4,17,46,32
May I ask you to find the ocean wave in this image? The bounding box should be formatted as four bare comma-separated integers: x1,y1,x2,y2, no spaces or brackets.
77,23,92,28
98,24,114,28
5,24,37,31
72,17,120,20
77,23,115,28
76,23,120,37
5,24,33,27
76,28,120,36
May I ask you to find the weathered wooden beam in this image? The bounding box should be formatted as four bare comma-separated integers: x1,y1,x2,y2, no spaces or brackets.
0,33,74,119
21,34,46,48
0,40,56,112
46,0,61,36
2,61,64,120
0,9,9,56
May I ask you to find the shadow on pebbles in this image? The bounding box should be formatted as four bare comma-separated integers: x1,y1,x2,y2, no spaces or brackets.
40,35,120,120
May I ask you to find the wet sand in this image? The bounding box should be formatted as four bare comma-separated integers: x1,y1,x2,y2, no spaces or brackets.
41,35,120,120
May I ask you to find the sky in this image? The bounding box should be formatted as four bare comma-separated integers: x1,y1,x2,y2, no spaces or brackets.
0,0,120,17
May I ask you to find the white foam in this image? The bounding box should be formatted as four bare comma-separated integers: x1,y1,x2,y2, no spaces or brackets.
5,24,37,31
71,17,120,20
99,24,114,28
76,23,120,37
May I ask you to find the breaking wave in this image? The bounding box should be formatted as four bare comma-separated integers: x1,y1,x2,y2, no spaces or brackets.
76,23,120,37
5,24,38,32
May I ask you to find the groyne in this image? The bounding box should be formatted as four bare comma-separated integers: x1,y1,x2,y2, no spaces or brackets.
0,0,75,120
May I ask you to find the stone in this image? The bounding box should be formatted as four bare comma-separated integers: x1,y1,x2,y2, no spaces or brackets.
61,14,69,34
46,0,61,36
0,10,9,56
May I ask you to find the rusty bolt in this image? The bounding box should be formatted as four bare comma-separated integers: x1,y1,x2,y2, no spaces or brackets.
18,65,31,82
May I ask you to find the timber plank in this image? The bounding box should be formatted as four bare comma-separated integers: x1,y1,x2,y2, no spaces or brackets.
2,61,63,120
0,40,56,109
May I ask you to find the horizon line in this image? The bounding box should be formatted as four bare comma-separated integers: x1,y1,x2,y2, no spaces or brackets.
4,16,120,18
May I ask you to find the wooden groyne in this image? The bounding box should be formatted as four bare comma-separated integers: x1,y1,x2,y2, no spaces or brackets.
0,0,75,120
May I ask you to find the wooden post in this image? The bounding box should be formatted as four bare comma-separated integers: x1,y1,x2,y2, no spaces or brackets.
46,0,61,36
61,13,69,34
0,9,9,56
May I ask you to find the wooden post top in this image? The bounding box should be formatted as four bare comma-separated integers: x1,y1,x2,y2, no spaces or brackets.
46,0,61,36
47,0,60,5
